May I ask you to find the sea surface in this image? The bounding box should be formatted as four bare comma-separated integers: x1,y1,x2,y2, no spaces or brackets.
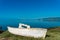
0,19,60,31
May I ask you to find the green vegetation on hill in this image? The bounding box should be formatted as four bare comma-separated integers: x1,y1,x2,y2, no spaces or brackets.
0,27,60,40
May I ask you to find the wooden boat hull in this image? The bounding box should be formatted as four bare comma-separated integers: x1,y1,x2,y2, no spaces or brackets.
8,27,47,38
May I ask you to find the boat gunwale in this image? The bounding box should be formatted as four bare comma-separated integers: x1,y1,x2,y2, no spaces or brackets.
8,27,47,30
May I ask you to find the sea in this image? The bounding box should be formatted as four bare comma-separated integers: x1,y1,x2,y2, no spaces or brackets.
0,19,60,31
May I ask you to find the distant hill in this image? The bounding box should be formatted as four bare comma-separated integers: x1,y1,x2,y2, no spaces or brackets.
41,17,60,22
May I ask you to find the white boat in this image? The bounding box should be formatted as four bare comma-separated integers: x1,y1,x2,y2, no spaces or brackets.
8,23,47,39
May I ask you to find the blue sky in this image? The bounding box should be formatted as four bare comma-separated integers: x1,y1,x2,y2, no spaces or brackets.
0,0,60,19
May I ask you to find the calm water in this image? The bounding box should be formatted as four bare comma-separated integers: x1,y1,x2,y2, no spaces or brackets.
0,19,60,31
